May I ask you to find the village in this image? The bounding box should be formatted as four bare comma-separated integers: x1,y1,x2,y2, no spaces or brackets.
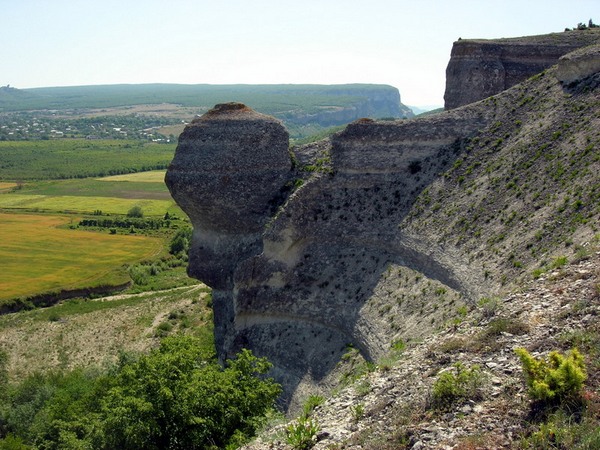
0,110,180,142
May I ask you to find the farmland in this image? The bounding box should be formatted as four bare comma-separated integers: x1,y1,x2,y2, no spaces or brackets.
0,140,189,305
0,139,176,180
0,213,163,301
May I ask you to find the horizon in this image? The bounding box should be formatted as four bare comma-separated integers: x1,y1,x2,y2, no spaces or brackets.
1,0,598,107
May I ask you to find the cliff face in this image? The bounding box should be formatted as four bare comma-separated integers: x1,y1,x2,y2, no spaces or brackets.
279,85,413,126
166,35,600,411
166,102,493,407
444,29,600,109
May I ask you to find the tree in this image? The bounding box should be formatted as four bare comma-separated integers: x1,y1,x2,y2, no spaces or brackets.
0,337,281,449
101,336,281,449
126,205,143,218
169,228,192,255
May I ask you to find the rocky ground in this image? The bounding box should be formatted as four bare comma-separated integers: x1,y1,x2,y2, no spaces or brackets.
245,247,600,449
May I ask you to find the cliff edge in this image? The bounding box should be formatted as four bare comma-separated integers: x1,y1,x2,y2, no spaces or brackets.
444,29,600,109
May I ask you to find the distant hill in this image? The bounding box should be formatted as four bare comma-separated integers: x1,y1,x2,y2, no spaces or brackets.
0,83,414,128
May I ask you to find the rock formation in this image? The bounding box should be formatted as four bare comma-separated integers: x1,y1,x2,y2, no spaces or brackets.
166,32,600,411
166,102,491,408
444,29,600,109
556,43,600,84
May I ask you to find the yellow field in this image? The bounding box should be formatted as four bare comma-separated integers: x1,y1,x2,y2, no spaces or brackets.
96,170,167,183
0,194,175,216
0,182,17,192
0,213,163,301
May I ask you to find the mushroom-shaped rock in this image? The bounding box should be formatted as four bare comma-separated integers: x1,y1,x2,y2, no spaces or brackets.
165,103,291,289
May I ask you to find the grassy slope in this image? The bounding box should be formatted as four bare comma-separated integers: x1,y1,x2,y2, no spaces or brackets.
0,284,211,380
403,68,600,293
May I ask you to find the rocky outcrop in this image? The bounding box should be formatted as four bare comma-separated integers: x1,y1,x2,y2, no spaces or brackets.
444,29,600,109
166,32,600,413
164,102,291,288
556,43,600,84
166,102,491,409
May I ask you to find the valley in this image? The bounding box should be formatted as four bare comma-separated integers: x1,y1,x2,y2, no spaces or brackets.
0,28,599,449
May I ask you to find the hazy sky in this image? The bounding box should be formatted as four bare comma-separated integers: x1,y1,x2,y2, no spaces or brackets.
1,0,598,106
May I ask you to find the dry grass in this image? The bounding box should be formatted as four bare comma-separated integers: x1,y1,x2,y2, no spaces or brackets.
96,170,167,183
0,284,210,379
0,182,17,192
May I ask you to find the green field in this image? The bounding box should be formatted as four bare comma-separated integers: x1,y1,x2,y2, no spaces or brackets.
0,138,190,304
0,171,183,217
0,139,175,180
0,213,163,301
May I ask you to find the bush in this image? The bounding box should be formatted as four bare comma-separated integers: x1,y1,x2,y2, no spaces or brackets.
285,416,319,450
515,347,587,405
102,340,281,449
524,410,600,449
0,336,281,450
169,228,192,255
430,362,484,410
128,265,149,285
126,205,143,218
301,395,324,419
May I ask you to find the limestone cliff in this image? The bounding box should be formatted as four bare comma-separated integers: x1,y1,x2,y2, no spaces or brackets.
166,102,492,408
166,36,600,411
444,29,600,109
280,85,413,126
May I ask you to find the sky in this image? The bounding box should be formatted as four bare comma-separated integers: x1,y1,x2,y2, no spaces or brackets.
1,0,598,107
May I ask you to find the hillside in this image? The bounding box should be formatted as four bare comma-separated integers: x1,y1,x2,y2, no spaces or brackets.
245,249,600,449
0,83,413,139
0,285,211,380
162,30,600,450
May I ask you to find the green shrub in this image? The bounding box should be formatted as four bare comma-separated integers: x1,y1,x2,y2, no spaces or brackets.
550,255,569,269
0,337,281,450
301,395,324,419
102,341,281,450
523,410,600,449
169,228,192,255
127,265,148,285
430,362,484,410
126,205,143,218
351,403,365,423
515,347,587,405
155,321,173,337
285,416,319,450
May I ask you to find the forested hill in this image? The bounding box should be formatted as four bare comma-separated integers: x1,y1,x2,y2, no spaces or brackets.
0,83,414,126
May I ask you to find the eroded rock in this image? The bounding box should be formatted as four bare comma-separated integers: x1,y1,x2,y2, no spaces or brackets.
166,102,491,409
556,43,600,84
165,102,292,290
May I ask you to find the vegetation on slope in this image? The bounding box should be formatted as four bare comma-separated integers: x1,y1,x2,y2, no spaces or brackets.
404,67,600,290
